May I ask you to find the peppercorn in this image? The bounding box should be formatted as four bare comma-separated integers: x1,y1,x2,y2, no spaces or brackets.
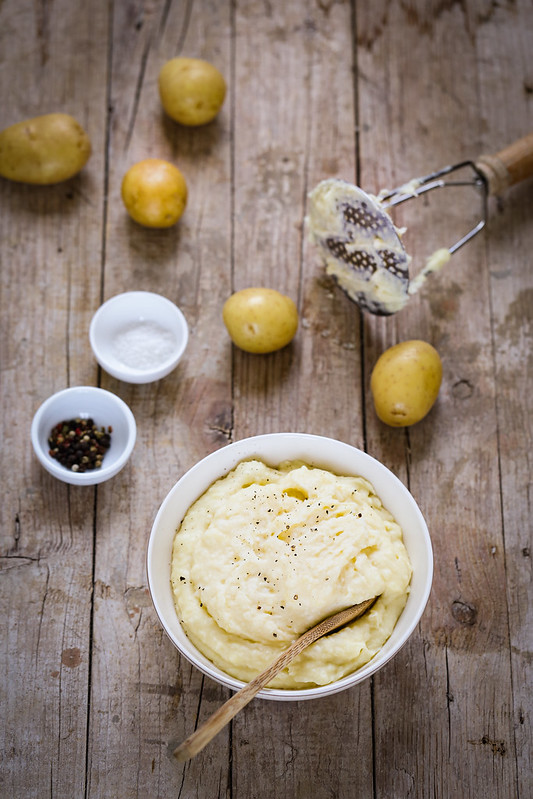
48,417,112,472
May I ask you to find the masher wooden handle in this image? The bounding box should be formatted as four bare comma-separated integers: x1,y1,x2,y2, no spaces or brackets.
172,596,377,762
476,132,533,195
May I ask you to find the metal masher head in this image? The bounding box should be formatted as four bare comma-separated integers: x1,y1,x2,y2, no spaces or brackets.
307,162,488,316
380,159,488,254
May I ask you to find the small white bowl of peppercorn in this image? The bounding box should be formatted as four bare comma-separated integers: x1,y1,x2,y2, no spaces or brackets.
31,386,137,486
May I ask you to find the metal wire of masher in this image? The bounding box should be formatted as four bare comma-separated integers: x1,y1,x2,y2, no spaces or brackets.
379,161,489,255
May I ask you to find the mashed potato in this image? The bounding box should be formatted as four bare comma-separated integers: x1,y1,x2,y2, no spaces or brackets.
171,460,412,689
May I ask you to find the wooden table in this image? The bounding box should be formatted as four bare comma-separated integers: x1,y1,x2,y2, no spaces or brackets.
1,1,531,796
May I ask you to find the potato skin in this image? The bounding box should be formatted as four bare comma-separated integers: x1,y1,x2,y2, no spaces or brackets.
0,113,91,184
370,340,442,427
222,288,298,353
158,57,226,126
121,158,188,228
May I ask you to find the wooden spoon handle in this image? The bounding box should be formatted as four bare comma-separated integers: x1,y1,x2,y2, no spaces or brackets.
476,131,533,195
173,596,377,762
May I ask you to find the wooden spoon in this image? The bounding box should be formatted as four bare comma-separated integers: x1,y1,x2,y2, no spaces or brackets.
173,595,378,762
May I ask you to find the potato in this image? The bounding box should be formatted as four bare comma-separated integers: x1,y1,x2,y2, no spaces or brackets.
121,158,187,228
370,340,442,427
158,57,226,126
0,113,91,185
223,288,298,354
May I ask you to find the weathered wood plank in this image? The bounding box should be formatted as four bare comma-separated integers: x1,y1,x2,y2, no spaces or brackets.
85,1,234,796
230,2,374,797
0,0,109,796
476,0,533,793
357,1,529,796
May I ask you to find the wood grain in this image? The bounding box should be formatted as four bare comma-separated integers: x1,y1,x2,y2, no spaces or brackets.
0,0,531,796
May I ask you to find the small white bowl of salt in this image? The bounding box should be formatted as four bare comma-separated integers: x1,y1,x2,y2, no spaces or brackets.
89,291,189,384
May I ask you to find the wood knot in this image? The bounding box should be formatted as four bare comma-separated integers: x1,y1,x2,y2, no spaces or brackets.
208,404,233,443
451,600,477,626
481,735,506,755
469,735,507,756
452,379,473,399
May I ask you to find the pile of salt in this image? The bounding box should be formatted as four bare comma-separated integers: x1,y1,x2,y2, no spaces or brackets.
112,320,178,370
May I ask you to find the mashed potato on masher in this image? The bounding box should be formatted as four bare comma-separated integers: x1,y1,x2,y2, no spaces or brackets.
171,460,412,689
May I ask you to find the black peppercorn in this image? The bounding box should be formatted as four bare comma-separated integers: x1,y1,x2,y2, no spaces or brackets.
48,417,112,472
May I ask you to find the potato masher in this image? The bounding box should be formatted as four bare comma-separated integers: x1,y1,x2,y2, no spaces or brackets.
307,132,533,316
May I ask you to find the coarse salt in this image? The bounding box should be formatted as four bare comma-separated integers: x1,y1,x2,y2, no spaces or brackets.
112,320,178,370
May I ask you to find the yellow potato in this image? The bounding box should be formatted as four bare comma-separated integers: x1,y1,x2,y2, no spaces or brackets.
121,158,187,228
0,113,91,185
222,288,298,354
158,57,226,126
370,340,442,427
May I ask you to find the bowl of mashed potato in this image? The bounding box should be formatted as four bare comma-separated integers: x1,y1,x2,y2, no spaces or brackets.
147,433,433,700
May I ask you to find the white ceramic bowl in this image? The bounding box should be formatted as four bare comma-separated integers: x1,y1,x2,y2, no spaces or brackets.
89,291,189,384
31,386,137,486
147,433,433,701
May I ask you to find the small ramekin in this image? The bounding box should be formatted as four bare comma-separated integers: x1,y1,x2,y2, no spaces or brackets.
31,386,137,486
89,291,189,384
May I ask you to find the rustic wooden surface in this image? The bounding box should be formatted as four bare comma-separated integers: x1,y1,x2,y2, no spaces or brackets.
1,1,531,797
